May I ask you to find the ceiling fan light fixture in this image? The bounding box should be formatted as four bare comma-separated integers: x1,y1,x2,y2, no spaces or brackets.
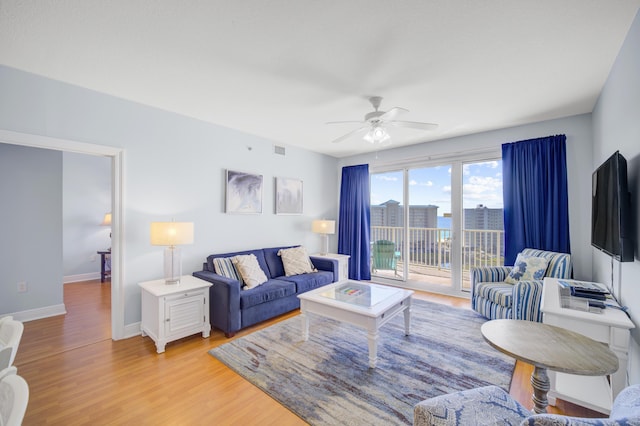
363,124,390,144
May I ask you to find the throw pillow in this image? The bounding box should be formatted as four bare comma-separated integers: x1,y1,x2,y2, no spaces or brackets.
212,257,244,287
278,246,317,276
232,254,268,289
504,254,549,284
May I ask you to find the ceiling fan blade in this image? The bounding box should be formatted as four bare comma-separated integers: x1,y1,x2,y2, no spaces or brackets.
326,120,365,125
379,107,409,121
331,126,368,144
388,120,439,130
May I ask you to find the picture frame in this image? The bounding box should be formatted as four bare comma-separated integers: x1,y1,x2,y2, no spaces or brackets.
226,169,263,214
275,177,303,215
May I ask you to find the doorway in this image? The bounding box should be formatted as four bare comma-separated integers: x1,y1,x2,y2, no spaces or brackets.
0,129,124,339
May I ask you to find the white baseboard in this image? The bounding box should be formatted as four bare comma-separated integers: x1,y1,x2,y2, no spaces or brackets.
64,272,100,283
9,304,67,322
123,322,142,339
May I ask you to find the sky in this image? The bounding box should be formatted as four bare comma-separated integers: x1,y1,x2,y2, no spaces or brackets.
370,160,503,215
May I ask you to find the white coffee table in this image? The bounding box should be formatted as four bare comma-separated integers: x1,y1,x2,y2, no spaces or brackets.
298,280,414,368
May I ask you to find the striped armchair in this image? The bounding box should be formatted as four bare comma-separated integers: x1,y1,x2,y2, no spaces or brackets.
470,248,572,322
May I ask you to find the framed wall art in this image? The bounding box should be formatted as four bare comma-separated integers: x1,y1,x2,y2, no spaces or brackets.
275,177,303,215
226,170,263,214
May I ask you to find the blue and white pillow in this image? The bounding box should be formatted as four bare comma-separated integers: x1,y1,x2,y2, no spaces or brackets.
504,254,549,284
213,257,244,287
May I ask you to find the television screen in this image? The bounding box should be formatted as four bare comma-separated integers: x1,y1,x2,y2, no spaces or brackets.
591,151,633,262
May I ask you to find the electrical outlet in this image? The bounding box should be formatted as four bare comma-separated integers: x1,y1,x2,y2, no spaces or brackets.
17,281,27,293
90,254,97,262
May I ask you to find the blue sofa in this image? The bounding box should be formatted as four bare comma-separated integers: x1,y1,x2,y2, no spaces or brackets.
193,246,338,337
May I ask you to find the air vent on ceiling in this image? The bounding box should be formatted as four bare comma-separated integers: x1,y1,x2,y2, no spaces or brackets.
274,145,286,156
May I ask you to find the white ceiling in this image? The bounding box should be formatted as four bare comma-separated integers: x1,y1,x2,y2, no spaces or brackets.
1,1,639,158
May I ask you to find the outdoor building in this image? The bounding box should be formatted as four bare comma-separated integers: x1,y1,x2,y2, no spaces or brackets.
370,200,438,228
463,204,504,256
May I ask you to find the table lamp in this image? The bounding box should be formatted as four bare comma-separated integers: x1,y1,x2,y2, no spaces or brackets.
312,219,335,256
101,212,112,249
150,221,194,284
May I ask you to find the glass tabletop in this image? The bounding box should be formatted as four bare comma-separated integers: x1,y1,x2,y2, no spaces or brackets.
319,282,400,307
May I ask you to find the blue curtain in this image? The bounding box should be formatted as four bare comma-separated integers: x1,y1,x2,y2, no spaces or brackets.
502,135,571,265
338,164,371,280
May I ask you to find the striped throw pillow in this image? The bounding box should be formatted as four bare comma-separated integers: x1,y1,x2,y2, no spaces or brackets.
213,257,244,287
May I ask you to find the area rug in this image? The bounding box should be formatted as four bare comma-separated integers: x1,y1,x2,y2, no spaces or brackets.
209,300,515,425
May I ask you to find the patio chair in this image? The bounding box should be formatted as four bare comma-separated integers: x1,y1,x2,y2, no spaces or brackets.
470,248,572,322
371,240,401,276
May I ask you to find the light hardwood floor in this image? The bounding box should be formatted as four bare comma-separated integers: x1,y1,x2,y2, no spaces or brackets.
14,280,601,425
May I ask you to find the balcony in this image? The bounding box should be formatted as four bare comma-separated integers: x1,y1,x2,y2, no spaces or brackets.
371,226,505,290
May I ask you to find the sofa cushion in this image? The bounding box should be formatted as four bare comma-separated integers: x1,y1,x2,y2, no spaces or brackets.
232,254,268,289
504,254,548,284
282,271,334,293
263,246,295,278
212,257,244,286
207,249,269,276
475,282,514,308
239,279,297,309
278,246,316,276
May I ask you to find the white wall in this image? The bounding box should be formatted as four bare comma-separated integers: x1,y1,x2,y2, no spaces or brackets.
63,151,111,281
339,114,594,280
0,65,340,327
592,10,640,384
0,143,64,315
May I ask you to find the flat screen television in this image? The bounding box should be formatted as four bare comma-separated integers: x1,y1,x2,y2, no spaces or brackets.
591,151,633,262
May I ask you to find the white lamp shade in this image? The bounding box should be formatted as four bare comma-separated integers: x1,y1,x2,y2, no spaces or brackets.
312,220,335,235
101,212,112,226
150,222,194,246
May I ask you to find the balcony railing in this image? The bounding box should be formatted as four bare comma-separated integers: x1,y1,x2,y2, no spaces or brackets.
371,226,504,288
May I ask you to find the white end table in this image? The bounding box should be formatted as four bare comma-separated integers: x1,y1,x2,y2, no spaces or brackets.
139,275,212,353
311,253,350,282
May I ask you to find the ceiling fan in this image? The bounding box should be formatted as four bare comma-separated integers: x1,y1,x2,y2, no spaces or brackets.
327,96,438,145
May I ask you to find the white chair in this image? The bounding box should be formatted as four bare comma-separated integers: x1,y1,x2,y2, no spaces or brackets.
0,317,24,370
0,366,29,426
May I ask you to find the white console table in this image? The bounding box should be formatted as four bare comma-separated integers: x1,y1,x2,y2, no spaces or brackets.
311,253,350,282
541,277,635,414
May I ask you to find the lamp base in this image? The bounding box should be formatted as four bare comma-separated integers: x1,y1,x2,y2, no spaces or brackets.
164,246,182,285
320,234,329,256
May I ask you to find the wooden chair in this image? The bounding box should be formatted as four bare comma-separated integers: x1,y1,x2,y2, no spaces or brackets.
371,240,401,276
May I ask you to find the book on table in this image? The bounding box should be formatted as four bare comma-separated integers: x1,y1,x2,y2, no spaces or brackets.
557,280,610,313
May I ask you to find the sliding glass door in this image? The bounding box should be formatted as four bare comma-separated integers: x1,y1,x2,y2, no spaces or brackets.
370,171,404,281
370,157,503,294
406,165,453,288
461,160,504,290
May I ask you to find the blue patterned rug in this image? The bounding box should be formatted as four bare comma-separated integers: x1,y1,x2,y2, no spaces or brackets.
209,299,515,425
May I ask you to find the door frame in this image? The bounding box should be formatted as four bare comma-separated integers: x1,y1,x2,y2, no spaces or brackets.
0,129,126,340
